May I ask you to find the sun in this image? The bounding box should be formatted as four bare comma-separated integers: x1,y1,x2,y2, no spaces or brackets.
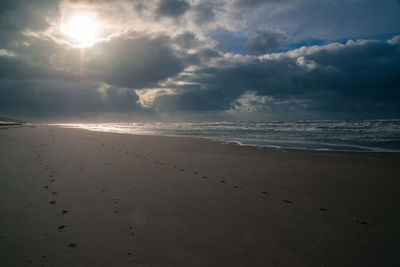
61,13,100,47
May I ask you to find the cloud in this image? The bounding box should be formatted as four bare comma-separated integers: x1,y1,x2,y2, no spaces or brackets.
229,91,270,112
246,29,289,54
0,80,142,120
296,56,317,71
173,31,200,49
0,49,17,57
0,30,185,88
191,2,216,26
156,0,190,18
1,0,400,120
136,88,176,109
153,37,400,118
84,33,184,88
229,91,313,114
388,35,400,45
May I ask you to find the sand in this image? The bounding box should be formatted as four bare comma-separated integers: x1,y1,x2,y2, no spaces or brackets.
0,124,399,266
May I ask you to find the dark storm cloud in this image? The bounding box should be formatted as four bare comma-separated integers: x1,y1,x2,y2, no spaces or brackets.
0,26,185,120
246,29,289,54
191,3,215,25
85,33,184,88
4,32,399,119
0,0,59,65
0,32,81,81
154,37,400,118
0,31,185,89
156,0,190,17
0,80,142,119
173,32,198,49
0,0,58,36
1,0,400,120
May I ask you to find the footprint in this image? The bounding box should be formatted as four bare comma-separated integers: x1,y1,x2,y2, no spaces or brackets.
233,186,240,189
68,243,77,249
220,180,226,183
356,220,369,225
43,186,49,189
128,252,132,256
49,201,56,205
52,192,58,195
320,208,328,211
58,225,66,232
61,210,68,215
49,179,55,183
129,226,135,236
261,191,269,195
202,176,208,179
282,200,294,204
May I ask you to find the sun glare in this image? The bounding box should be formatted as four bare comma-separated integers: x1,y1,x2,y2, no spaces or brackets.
61,13,99,47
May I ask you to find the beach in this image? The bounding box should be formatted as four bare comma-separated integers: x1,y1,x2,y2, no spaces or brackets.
1,124,399,266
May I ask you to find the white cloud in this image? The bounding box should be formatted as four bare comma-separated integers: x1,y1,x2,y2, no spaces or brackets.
97,83,111,99
229,91,270,112
0,49,17,57
296,56,317,71
388,35,400,45
135,88,176,109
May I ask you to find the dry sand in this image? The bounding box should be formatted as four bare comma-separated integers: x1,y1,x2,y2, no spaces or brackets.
0,124,399,266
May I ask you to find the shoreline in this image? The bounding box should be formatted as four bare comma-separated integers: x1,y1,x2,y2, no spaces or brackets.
53,123,400,154
1,125,399,266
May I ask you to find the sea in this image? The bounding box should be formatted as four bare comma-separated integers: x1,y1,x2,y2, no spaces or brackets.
55,120,400,152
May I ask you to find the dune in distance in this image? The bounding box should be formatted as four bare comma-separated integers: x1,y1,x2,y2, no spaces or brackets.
0,116,24,126
0,123,399,266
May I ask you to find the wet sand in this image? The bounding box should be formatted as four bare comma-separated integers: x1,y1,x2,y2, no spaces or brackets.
0,125,399,266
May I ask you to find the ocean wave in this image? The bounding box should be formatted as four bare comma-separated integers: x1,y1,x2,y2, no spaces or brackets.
54,120,400,152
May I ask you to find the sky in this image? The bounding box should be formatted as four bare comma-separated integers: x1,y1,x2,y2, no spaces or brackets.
0,0,399,122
